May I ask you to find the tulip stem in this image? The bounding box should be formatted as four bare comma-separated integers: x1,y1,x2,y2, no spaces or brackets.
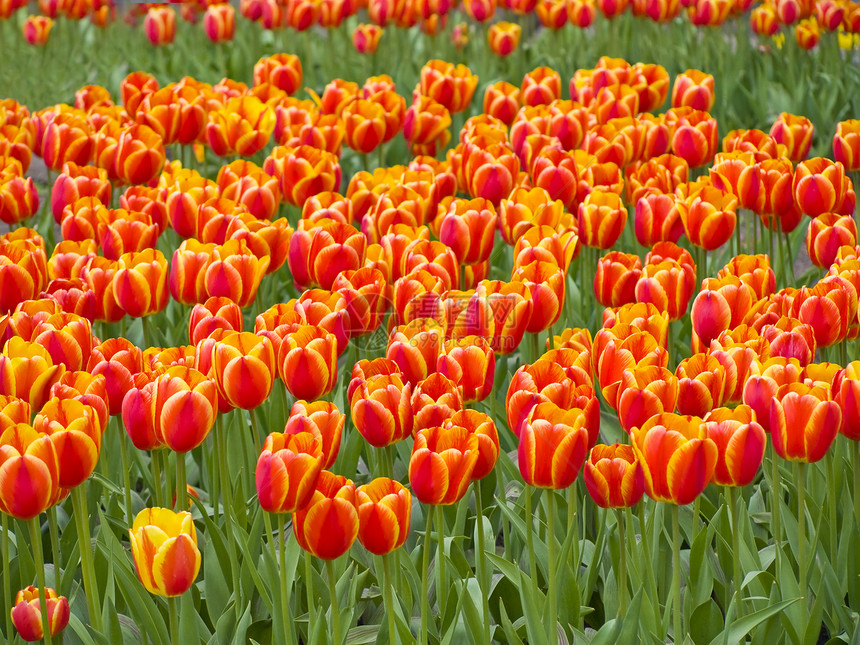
615,508,627,616
151,450,164,507
382,554,397,645
141,315,151,350
827,453,837,560
2,513,10,641
277,514,294,645
797,463,808,607
48,506,62,577
304,550,315,631
525,486,537,586
770,451,782,579
728,487,743,619
853,441,860,528
29,517,53,645
436,506,446,619
326,559,341,645
474,481,491,644
119,426,134,528
782,231,795,285
175,451,187,512
168,596,179,645
546,491,557,644
671,504,683,643
216,417,242,624
71,485,101,633
419,507,434,645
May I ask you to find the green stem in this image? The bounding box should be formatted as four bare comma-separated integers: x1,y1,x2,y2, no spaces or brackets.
304,550,315,630
783,231,796,284
2,513,10,642
419,507,434,645
151,449,164,507
382,554,397,645
671,504,683,642
797,463,808,605
615,508,627,616
216,417,242,624
71,485,101,633
853,441,860,528
770,450,782,578
29,517,53,645
48,506,61,577
475,481,491,645
639,502,659,619
729,487,743,619
827,453,837,559
326,559,341,645
277,514,294,645
175,451,187,511
119,426,134,528
141,315,151,350
169,596,179,645
547,491,557,644
436,505,446,618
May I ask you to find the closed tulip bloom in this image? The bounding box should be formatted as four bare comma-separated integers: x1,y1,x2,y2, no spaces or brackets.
519,409,590,489
750,3,779,34
152,366,217,452
769,383,841,462
770,112,814,162
410,424,479,504
293,470,359,559
264,145,341,208
668,108,718,168
188,296,243,345
833,120,860,171
203,3,235,42
483,81,521,127
386,319,444,385
671,69,715,111
438,198,496,266
332,267,388,337
793,157,847,217
204,239,270,308
169,239,215,305
22,15,53,45
594,252,642,308
351,23,382,52
342,99,387,154
0,176,39,226
213,331,276,410
34,397,101,489
10,586,70,642
256,431,324,514
488,21,521,56
0,423,61,519
794,17,820,48
403,96,452,156
129,507,200,596
87,337,142,416
114,124,166,186
50,163,111,225
676,183,739,250
217,160,281,221
41,113,94,172
583,443,645,508
112,249,169,319
703,410,766,487
676,352,736,417
357,477,411,555
0,338,66,412
792,276,857,347
806,213,857,268
578,189,628,249
351,373,413,447
631,412,717,504
284,400,344,468
436,336,495,403
279,325,338,401
144,6,176,45
411,373,462,433
254,54,303,96
634,192,683,247
617,365,679,433
50,371,109,432
418,60,478,115
206,96,275,158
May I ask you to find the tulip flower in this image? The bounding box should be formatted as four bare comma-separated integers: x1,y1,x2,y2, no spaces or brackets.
353,23,383,53
519,409,590,489
129,507,201,597
583,443,645,508
212,331,276,410
293,470,359,560
112,249,169,320
483,81,521,126
417,60,478,114
793,157,847,217
144,6,176,45
284,400,344,469
204,239,270,308
436,336,495,403
0,423,61,520
668,107,718,168
616,365,679,433
833,119,860,171
10,585,69,642
409,424,479,505
488,21,521,56
114,124,166,186
770,112,814,162
203,3,235,42
578,189,628,249
188,296,243,345
357,477,411,555
0,337,66,412
278,325,338,401
806,213,857,268
671,69,715,111
256,431,324,514
351,372,413,448
34,398,102,489
594,252,642,308
703,409,766,487
22,16,53,45
769,383,841,463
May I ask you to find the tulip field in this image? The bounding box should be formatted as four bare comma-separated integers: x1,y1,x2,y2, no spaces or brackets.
2,1,860,644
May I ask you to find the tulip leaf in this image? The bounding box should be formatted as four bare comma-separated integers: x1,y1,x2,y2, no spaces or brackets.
689,599,723,645
589,587,645,645
460,577,485,645
66,612,99,645
711,596,802,645
345,625,379,645
498,599,526,645
517,569,549,645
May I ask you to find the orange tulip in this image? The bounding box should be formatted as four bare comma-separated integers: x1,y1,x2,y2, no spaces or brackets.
342,98,387,154
488,21,521,56
770,112,814,162
675,184,738,250
0,338,66,412
833,119,860,172
483,81,521,127
0,423,61,519
409,424,479,504
386,319,444,385
206,96,275,158
203,3,235,42
114,124,166,186
411,373,462,433
578,189,628,249
33,397,101,489
631,412,717,504
793,157,847,217
510,260,565,333
41,113,94,172
112,249,169,319
284,400,344,469
403,96,452,158
704,408,766,487
519,407,590,489
278,325,338,401
10,586,70,642
667,107,718,168
144,6,176,45
616,365,678,433
769,383,841,462
87,337,142,416
350,373,413,447
353,23,383,52
49,371,109,432
293,470,359,559
675,352,736,417
332,267,388,337
212,331,276,410
635,259,694,321
594,252,642,308
417,60,478,115
22,15,53,45
436,336,495,403
254,54,302,96
204,239,269,308
357,477,411,555
671,69,715,111
583,443,645,508
806,213,857,268
256,430,324,513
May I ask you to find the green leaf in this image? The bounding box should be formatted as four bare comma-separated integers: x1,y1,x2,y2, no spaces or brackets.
713,597,802,645
690,600,723,645
345,626,379,645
